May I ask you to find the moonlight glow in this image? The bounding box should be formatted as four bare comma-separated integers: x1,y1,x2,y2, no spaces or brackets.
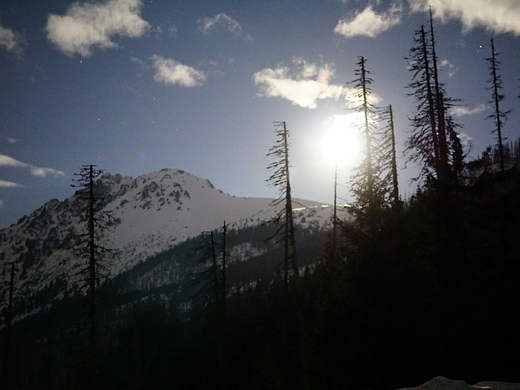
320,114,362,167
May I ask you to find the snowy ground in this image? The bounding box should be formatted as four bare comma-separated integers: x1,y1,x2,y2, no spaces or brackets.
398,376,520,390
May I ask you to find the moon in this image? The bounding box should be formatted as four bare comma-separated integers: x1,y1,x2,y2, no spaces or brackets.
320,114,362,167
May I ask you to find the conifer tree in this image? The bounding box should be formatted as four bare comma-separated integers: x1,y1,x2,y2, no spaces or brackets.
348,56,390,230
405,17,465,189
379,105,400,207
485,38,511,171
405,25,442,182
266,121,298,289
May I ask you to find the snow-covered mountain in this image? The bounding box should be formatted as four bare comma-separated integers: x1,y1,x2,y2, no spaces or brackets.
0,168,333,317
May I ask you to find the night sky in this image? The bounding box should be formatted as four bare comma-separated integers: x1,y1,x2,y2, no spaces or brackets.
1,0,519,229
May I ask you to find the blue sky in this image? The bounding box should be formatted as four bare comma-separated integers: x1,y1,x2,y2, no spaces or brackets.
1,0,519,228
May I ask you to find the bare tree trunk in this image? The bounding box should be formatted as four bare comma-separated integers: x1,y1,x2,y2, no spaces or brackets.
430,9,448,181
282,122,298,283
388,105,399,207
2,262,15,389
490,38,505,172
87,165,97,390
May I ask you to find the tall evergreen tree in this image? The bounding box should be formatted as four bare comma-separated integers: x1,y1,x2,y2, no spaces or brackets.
266,121,298,289
485,38,511,171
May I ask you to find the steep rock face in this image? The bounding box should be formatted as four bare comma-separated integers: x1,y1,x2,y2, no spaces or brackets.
0,168,332,315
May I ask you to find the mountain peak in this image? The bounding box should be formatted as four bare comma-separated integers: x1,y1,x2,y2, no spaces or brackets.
0,168,330,318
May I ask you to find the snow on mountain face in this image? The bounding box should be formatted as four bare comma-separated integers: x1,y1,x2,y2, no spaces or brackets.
0,168,331,313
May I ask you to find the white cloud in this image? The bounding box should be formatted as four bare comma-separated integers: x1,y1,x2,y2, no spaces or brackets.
0,180,23,188
335,4,402,38
30,167,63,178
409,0,520,35
253,59,350,109
151,55,206,87
198,13,252,41
254,58,382,109
45,0,150,57
0,22,23,54
0,154,26,169
0,154,65,178
450,104,486,117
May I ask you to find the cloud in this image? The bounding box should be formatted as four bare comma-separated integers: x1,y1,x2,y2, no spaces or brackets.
30,167,64,177
450,104,486,117
151,55,206,87
253,59,350,109
198,13,252,41
0,154,65,178
0,154,26,169
335,4,402,38
409,0,520,35
0,179,23,188
0,22,23,54
45,0,150,57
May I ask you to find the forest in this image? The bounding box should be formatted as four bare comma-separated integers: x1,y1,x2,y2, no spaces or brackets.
2,12,520,390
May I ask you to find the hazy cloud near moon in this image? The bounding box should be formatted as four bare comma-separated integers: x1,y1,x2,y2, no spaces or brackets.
45,0,150,57
254,58,381,109
253,59,352,109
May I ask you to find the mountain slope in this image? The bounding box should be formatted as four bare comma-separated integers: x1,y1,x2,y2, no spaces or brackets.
0,168,332,316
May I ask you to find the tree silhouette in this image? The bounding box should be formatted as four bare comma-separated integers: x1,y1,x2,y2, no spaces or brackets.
71,164,115,389
266,121,298,289
485,38,511,172
348,57,393,231
405,16,465,191
405,24,442,182
379,105,400,208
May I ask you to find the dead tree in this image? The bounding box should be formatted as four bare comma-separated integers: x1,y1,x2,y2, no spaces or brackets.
71,164,115,389
266,121,298,289
486,38,511,172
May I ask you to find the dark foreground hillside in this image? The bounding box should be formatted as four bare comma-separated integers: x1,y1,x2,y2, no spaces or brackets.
2,170,520,390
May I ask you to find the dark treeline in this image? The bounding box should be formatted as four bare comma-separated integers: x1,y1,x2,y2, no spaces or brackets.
2,169,520,389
